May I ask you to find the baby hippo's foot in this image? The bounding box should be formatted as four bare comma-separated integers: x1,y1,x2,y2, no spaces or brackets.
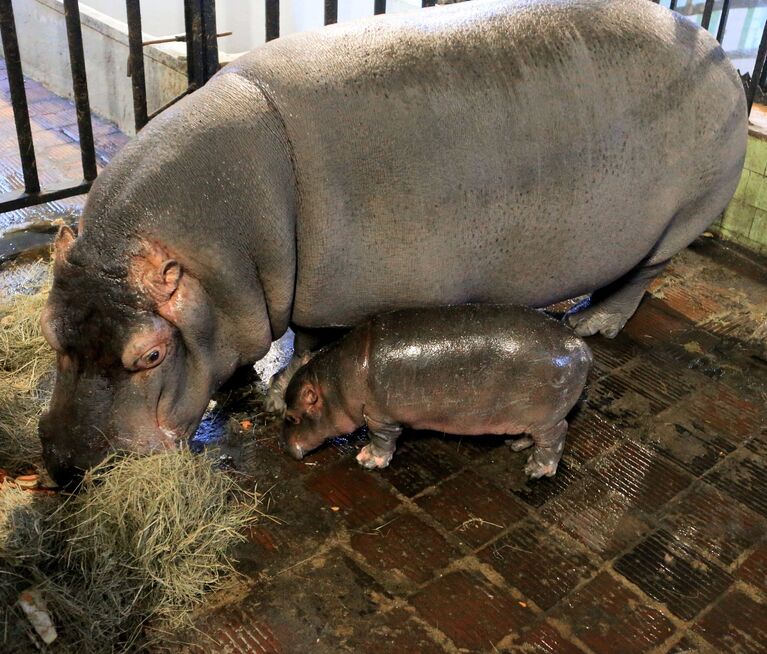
356,444,394,469
506,436,534,452
524,420,567,479
264,385,286,415
524,449,560,479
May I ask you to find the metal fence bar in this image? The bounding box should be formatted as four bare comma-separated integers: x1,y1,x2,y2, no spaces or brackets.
200,0,219,80
374,0,386,15
700,0,715,30
324,0,337,25
126,0,148,131
669,0,677,11
185,0,205,89
266,0,280,41
62,0,97,182
748,16,767,112
716,0,730,44
422,0,436,7
0,0,40,194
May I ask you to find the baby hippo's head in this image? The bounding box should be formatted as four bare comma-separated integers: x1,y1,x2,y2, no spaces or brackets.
281,365,339,460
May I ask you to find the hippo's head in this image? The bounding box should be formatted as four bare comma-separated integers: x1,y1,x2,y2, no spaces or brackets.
280,363,351,460
39,226,247,487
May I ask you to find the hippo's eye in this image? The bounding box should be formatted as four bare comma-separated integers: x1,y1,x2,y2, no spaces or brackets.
286,414,300,425
132,343,167,371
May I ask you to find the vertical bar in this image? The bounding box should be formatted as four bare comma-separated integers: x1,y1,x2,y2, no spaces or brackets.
62,0,97,181
126,0,148,131
701,0,715,31
0,0,39,193
422,0,436,7
716,0,730,44
669,0,677,11
184,0,196,85
266,0,280,41
374,0,386,15
748,16,767,113
324,0,337,25
201,0,218,80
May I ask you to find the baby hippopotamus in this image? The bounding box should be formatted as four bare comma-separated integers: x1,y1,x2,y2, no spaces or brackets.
281,305,592,478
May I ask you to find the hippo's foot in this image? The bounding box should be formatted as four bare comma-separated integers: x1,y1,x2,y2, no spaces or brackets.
566,306,628,339
525,419,567,479
264,386,287,415
566,261,667,338
356,444,394,469
524,451,560,479
265,354,311,415
506,436,534,452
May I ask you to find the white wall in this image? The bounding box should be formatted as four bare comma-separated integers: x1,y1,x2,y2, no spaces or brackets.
10,0,187,134
82,0,425,55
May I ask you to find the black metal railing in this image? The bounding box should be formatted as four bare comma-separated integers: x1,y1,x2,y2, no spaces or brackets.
1,0,767,217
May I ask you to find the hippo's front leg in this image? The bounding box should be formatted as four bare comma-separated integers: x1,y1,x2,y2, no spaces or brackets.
357,415,402,469
523,419,568,479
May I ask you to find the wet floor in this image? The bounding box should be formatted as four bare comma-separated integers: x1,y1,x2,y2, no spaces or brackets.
160,237,767,654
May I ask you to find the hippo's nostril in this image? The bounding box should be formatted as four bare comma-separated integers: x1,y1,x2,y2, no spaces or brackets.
287,441,304,460
49,465,84,491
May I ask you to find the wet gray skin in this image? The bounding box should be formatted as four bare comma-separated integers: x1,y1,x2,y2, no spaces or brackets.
39,0,745,485
282,305,592,478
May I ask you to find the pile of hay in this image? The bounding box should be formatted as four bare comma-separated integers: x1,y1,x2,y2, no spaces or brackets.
0,265,263,652
0,277,53,469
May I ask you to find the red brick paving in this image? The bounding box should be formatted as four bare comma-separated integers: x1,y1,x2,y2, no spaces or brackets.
415,469,528,548
350,512,460,587
506,621,587,654
693,588,767,653
411,571,535,651
736,540,767,593
305,460,400,529
477,518,599,610
552,572,676,654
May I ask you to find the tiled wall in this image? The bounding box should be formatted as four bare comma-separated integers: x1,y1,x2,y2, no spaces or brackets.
716,135,767,255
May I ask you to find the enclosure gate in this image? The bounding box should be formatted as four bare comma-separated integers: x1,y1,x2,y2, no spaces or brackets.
0,0,765,215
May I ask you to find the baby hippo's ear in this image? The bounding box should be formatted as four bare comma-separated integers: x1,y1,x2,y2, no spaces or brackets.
298,381,323,417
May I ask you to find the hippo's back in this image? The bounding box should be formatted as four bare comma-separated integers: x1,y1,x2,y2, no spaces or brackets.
226,0,745,327
364,305,591,430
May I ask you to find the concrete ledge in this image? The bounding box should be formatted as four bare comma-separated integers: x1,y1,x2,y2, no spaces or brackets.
7,0,188,134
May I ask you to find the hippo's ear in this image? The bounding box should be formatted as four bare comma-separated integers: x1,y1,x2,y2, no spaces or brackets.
132,246,182,305
53,225,75,268
299,382,322,417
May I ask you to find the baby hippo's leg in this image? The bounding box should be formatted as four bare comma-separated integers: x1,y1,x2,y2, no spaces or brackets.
507,436,534,452
265,355,305,415
524,420,568,479
357,422,403,470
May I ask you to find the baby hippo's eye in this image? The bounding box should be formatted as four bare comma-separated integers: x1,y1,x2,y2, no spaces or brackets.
133,344,167,371
286,414,300,425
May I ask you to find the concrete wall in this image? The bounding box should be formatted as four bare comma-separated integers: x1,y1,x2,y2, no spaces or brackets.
8,0,188,135
715,133,767,256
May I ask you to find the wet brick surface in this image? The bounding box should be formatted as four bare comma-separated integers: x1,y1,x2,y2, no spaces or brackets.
3,62,767,654
614,529,734,620
693,588,767,653
552,571,676,654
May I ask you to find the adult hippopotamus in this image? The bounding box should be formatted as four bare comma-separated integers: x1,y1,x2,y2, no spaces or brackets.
281,305,592,478
39,0,746,485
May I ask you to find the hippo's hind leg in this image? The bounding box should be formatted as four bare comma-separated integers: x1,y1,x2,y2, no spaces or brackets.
567,169,743,339
566,261,666,338
357,417,402,470
524,419,567,479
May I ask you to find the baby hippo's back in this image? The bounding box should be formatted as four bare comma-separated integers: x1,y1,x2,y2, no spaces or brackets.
364,305,591,435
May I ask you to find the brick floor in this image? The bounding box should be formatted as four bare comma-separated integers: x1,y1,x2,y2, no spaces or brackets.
3,55,767,654
0,57,129,234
